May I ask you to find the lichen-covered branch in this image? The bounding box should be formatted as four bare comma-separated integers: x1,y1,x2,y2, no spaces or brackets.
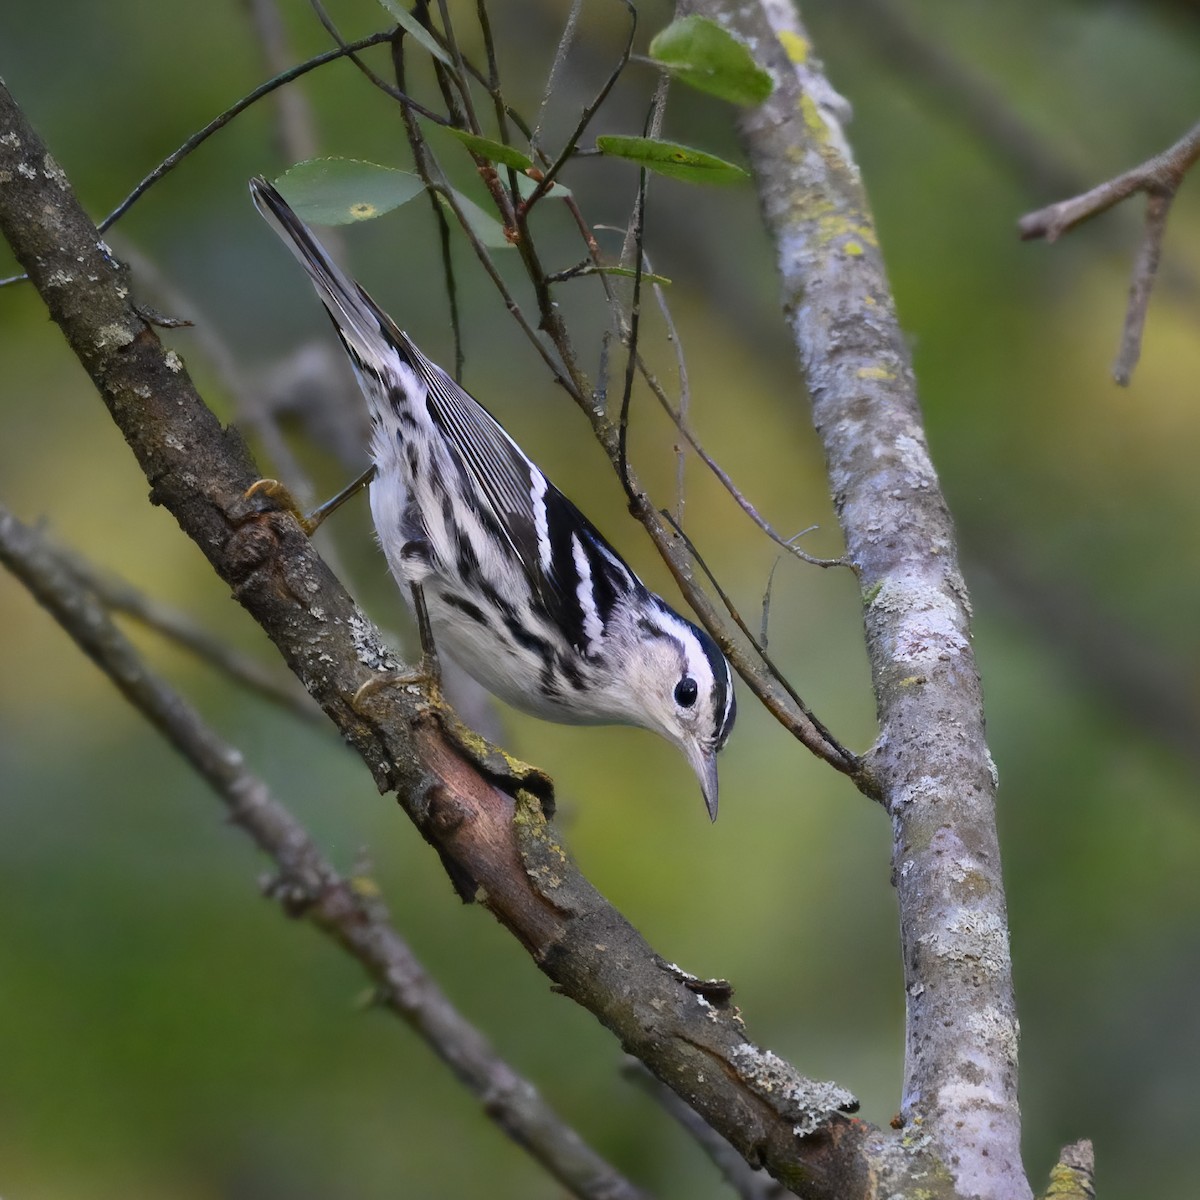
675,2,1032,1198
0,77,906,1199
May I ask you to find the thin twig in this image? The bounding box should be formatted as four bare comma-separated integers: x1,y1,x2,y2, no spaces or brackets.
50,540,320,725
531,0,583,156
1018,119,1200,385
660,511,855,771
434,0,480,133
1114,189,1172,385
582,216,845,570
0,34,393,289
101,34,393,236
759,556,784,651
0,503,647,1200
636,341,844,569
306,1,447,122
617,163,648,503
389,33,575,396
645,259,689,525
522,0,636,211
622,1061,787,1200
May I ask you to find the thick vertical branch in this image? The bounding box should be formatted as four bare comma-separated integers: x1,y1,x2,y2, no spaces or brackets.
677,3,1030,1199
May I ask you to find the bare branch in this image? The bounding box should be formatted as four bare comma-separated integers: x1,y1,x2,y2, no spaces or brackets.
1019,120,1200,384
1018,121,1200,243
0,503,647,1200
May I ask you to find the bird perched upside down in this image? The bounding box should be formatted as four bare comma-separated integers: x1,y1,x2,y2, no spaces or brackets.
250,177,736,819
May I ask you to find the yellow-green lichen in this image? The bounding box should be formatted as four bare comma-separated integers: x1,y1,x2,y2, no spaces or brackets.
798,93,828,142
349,875,382,900
857,366,895,381
778,30,808,65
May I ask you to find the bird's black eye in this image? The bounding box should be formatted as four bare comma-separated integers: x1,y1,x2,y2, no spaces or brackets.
674,677,698,708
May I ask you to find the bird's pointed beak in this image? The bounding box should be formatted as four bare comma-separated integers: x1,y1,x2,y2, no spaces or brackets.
686,742,720,822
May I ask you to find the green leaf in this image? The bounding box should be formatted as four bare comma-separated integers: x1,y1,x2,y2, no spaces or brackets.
439,189,515,249
595,136,749,185
275,158,425,225
376,0,453,65
649,15,773,107
515,173,572,200
587,265,671,286
443,128,533,170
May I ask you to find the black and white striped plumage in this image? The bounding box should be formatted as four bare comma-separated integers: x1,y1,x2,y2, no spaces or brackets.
251,177,736,818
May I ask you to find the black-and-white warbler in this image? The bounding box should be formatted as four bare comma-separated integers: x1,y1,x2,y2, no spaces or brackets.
250,177,736,818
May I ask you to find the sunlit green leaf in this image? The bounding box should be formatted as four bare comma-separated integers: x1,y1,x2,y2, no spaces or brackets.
376,0,453,65
595,136,749,185
439,189,515,249
443,128,533,170
275,158,424,224
649,16,773,107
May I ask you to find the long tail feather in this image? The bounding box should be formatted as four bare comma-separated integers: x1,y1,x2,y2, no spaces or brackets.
249,176,405,376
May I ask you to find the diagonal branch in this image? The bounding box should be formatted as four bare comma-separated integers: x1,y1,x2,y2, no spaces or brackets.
678,1,1032,1198
0,75,913,1200
0,502,645,1200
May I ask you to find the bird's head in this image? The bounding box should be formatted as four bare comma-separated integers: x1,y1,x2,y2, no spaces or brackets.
620,601,737,821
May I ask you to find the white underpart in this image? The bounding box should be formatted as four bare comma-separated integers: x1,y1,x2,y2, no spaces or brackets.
531,469,552,573
571,534,605,656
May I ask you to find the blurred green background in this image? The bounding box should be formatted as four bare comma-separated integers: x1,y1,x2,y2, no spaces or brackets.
1,1,1198,1196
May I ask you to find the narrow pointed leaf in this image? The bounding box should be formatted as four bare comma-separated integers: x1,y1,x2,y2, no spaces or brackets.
649,16,773,107
595,136,749,185
443,128,533,170
376,0,453,65
586,265,671,285
275,158,424,224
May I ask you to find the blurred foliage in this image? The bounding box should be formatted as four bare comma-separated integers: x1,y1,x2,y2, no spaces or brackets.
1,0,1198,1196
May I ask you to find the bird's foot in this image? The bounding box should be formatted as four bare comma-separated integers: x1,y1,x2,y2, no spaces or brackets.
242,478,323,536
242,466,376,536
352,651,443,712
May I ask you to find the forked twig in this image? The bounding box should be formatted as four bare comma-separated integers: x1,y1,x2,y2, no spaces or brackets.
1019,119,1200,385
